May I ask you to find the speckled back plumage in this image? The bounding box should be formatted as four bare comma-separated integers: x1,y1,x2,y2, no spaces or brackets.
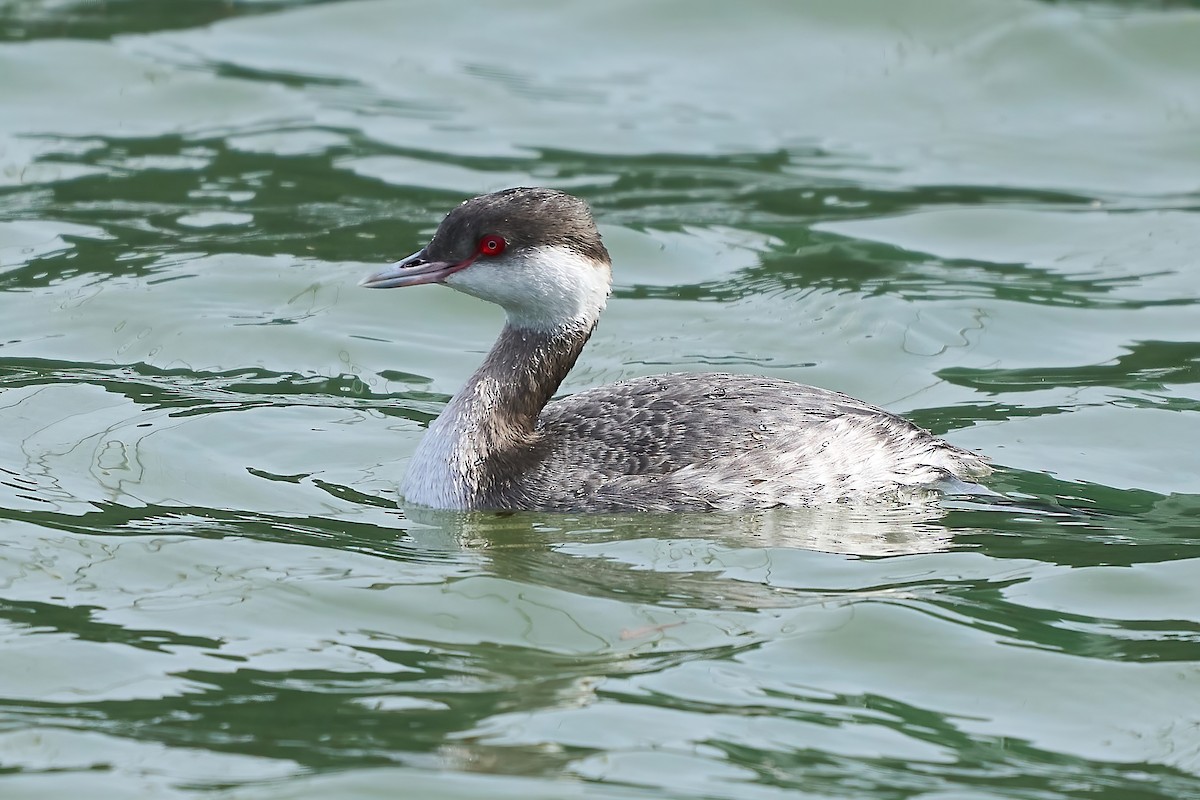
521,373,987,511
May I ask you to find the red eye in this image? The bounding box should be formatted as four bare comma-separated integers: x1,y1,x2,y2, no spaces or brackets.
478,234,506,257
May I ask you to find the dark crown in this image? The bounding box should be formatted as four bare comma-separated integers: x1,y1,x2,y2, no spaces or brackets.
426,188,611,266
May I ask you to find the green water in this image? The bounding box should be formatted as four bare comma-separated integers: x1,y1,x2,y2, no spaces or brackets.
2,0,1199,797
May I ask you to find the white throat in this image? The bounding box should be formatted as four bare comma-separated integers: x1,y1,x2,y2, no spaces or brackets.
446,244,612,331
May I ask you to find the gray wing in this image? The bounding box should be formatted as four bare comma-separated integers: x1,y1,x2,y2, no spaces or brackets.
529,373,987,511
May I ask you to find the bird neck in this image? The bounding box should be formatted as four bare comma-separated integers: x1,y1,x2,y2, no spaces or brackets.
404,320,594,508
455,320,594,436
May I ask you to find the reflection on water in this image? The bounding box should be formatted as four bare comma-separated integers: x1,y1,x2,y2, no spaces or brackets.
406,503,960,558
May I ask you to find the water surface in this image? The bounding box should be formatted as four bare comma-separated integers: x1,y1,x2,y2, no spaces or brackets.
2,0,1199,797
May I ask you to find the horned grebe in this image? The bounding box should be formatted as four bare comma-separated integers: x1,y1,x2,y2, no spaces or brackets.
362,188,990,511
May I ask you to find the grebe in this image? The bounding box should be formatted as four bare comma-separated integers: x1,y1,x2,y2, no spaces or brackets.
362,188,990,512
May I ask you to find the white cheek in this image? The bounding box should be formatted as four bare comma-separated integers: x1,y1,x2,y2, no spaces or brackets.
447,245,611,330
